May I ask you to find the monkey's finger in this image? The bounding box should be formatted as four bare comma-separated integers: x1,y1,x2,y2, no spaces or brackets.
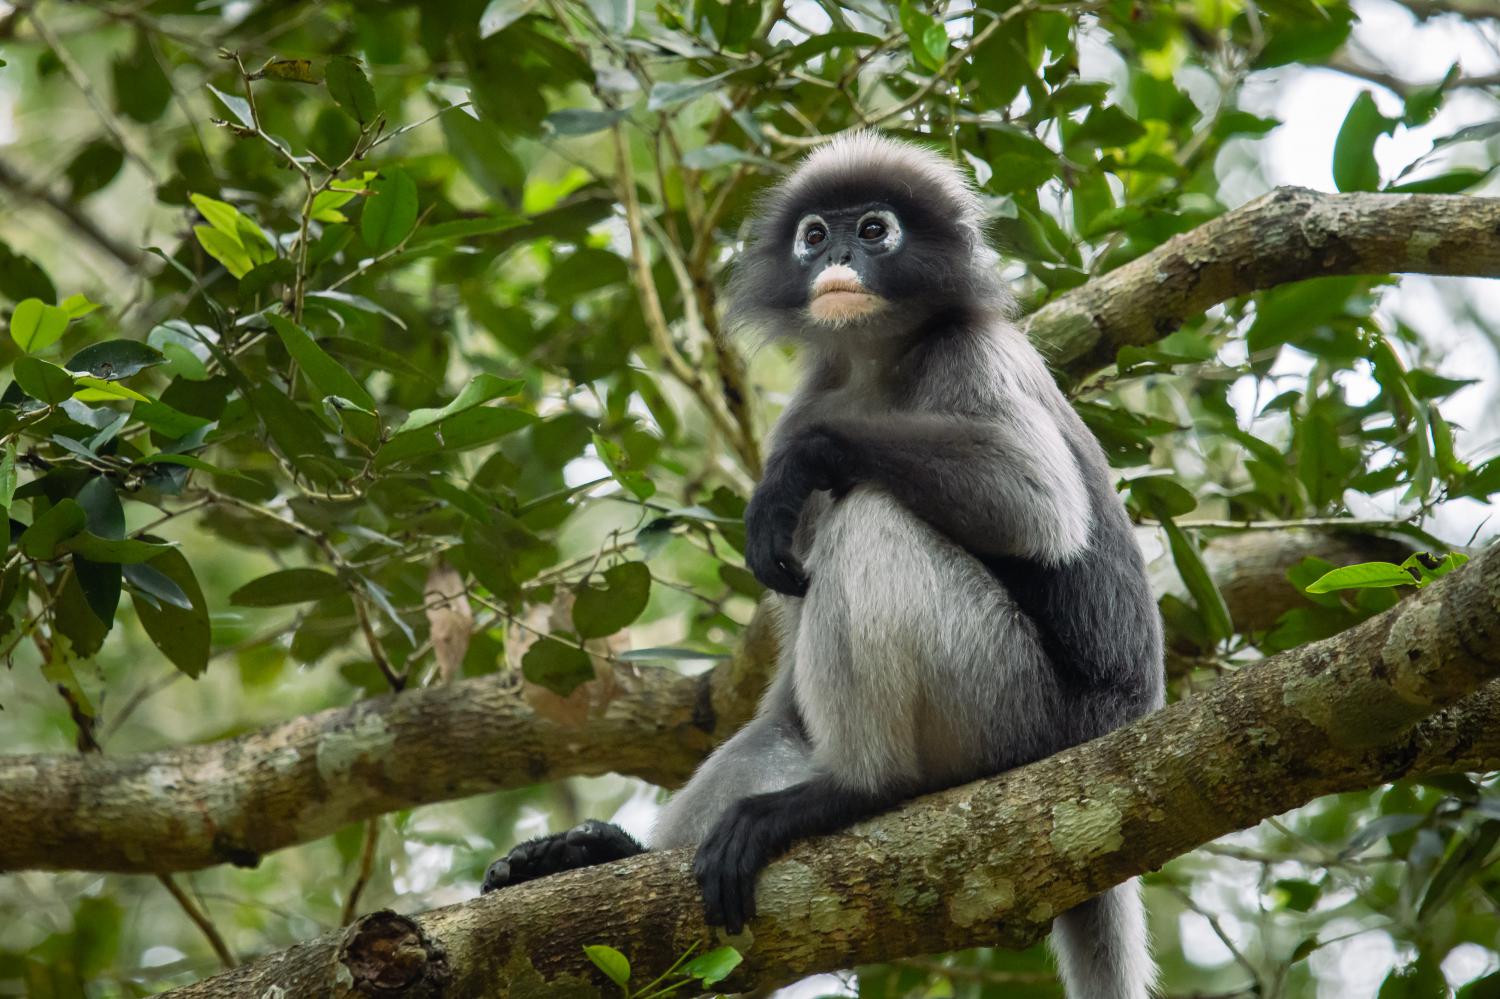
480,859,511,893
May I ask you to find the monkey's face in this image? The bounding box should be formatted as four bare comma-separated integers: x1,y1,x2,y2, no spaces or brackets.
792,206,903,325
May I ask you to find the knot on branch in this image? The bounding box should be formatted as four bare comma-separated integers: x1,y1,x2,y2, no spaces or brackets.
336,910,450,998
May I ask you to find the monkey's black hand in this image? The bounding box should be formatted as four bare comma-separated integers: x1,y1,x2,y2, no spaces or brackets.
744,428,849,598
693,793,785,934
481,820,643,893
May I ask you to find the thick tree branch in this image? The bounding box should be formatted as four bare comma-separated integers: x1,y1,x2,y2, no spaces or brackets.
1023,188,1500,379
0,609,776,874
0,526,1407,874
167,545,1500,997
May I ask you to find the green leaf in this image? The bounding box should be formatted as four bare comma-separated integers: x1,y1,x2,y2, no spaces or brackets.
522,637,595,697
266,314,377,411
362,169,419,253
9,297,70,352
377,405,534,468
61,293,101,319
544,108,629,135
65,139,125,199
646,70,737,111
397,373,523,433
123,561,192,610
582,944,630,988
1333,92,1395,193
20,499,86,559
65,340,165,381
193,226,256,279
130,546,210,676
403,214,526,253
321,336,438,382
249,384,337,468
899,0,947,70
326,55,379,124
0,441,16,515
1129,476,1197,518
480,0,539,38
1305,562,1416,593
593,432,655,500
206,83,254,128
230,568,345,607
113,32,172,123
63,534,175,565
684,946,742,986
13,355,77,404
1388,168,1490,194
1163,520,1233,644
1400,551,1469,588
573,562,651,639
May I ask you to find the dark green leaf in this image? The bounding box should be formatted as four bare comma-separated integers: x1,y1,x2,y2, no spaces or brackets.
65,340,165,381
361,169,419,253
573,562,651,639
13,355,76,404
326,55,379,124
230,568,345,607
522,637,595,697
377,405,534,468
131,546,211,676
266,314,376,410
65,139,125,199
543,107,629,135
397,373,523,433
1333,92,1395,193
1163,520,1233,645
20,499,86,559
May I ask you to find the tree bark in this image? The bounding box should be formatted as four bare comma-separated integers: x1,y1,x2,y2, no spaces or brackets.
0,609,776,873
1024,188,1500,379
0,526,1410,874
166,545,1500,997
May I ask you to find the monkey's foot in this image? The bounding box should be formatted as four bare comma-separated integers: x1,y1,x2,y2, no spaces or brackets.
481,820,644,894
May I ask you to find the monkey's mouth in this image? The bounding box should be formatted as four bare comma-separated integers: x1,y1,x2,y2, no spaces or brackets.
809,268,884,323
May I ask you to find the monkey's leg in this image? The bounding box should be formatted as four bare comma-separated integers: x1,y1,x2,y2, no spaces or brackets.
652,668,814,850
481,820,644,893
483,658,813,894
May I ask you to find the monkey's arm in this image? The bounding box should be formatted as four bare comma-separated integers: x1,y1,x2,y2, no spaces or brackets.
746,409,1091,595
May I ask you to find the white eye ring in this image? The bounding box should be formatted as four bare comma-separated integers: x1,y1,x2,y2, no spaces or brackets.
793,215,828,261
856,210,901,249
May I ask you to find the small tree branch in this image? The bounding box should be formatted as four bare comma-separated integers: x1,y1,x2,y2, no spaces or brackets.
1023,188,1500,380
163,545,1500,997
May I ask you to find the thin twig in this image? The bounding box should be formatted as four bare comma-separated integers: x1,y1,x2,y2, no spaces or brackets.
341,818,381,924
156,874,237,968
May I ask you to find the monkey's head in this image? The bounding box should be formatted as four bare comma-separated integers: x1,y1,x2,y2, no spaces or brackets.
728,131,1005,345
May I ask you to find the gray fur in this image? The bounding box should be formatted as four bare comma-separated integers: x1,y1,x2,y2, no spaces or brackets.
650,133,1162,999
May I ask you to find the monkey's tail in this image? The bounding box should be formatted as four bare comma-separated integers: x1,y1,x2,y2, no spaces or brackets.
1049,878,1155,999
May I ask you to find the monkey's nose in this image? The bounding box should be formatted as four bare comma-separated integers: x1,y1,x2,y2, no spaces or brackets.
834,246,852,264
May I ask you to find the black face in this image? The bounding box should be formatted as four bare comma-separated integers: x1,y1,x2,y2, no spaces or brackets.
727,168,981,338
793,203,903,280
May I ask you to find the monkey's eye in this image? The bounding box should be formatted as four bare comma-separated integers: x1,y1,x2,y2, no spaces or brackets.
859,219,887,240
804,224,827,247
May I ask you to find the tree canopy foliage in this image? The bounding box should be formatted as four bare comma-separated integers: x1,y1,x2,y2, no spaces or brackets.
2,0,1500,996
